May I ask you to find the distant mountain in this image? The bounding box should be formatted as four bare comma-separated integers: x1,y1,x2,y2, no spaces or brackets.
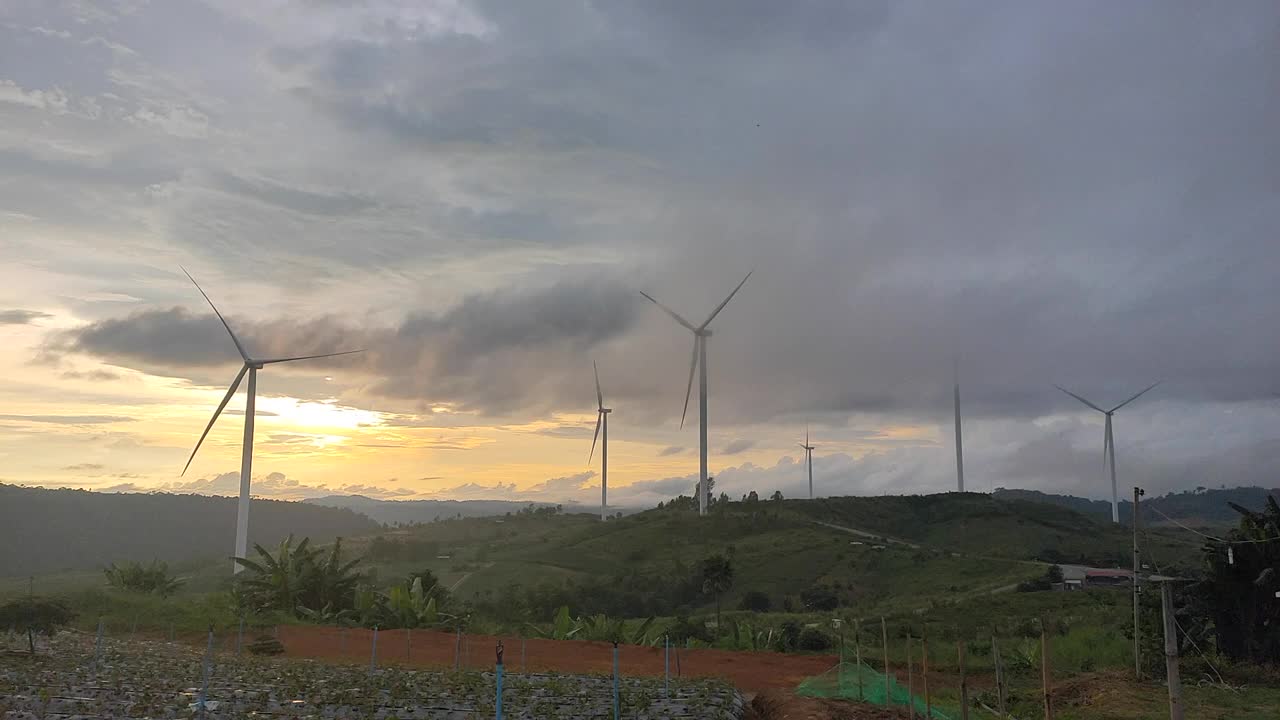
991,486,1280,527
0,484,381,578
303,495,562,525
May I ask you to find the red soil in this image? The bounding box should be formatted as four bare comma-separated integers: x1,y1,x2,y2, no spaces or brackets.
277,625,840,694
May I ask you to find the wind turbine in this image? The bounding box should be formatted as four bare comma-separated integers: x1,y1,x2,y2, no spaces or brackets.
180,268,364,573
641,271,751,516
1054,381,1160,523
588,361,611,522
954,359,964,493
799,426,815,500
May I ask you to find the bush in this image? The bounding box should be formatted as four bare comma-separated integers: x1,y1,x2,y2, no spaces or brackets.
800,584,840,611
775,621,802,652
738,591,771,613
104,560,184,597
0,597,76,653
798,627,832,651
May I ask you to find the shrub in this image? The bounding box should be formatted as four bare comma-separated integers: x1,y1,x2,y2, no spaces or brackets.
798,627,832,651
738,591,772,613
104,560,184,597
800,584,840,611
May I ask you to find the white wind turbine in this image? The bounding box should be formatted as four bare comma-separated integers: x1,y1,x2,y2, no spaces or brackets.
180,268,364,573
641,271,751,516
799,426,815,499
1054,381,1160,523
954,358,965,493
588,361,611,522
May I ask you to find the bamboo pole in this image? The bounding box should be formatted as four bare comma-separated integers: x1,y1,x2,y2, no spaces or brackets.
881,618,891,708
992,636,1007,716
906,636,915,720
1041,621,1053,720
854,619,864,701
922,629,931,718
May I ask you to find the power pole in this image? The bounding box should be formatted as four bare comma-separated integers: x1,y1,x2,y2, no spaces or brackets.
1133,485,1145,680
1161,582,1184,720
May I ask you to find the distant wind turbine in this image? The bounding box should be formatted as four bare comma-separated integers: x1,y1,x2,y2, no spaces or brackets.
799,426,815,500
954,359,964,493
588,361,612,522
180,268,364,573
641,272,752,516
1054,382,1160,523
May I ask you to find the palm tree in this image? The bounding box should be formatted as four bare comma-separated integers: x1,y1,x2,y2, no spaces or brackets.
701,554,734,633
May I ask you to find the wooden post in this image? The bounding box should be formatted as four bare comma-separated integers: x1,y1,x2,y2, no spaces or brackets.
1161,583,1185,720
881,618,891,708
958,641,969,720
406,627,411,662
1133,485,1143,680
1040,621,1053,720
922,630,931,718
906,637,915,720
854,619,864,701
992,636,1007,716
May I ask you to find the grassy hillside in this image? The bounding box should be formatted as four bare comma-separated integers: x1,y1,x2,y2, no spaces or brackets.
0,483,381,578
339,493,1202,618
993,486,1280,527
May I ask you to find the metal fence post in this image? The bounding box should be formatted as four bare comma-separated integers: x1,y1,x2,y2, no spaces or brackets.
454,628,462,671
236,616,245,655
94,617,104,664
370,626,379,672
496,641,505,720
612,641,620,720
197,626,214,714
664,635,670,697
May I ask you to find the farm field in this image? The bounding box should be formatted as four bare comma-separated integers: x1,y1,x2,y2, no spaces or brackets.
0,632,742,719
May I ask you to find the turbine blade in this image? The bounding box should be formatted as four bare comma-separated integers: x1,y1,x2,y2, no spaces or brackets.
699,271,753,330
1053,384,1106,413
1109,381,1160,413
182,365,249,476
588,413,602,464
182,267,250,362
258,349,365,365
640,291,696,331
594,360,604,410
680,336,699,429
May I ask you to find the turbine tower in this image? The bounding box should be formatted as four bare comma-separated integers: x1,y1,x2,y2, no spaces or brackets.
180,268,363,573
954,359,964,493
1054,382,1160,523
641,271,751,516
799,426,815,500
588,361,611,522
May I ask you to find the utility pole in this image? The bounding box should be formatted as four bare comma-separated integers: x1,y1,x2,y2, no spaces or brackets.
1161,582,1184,720
1133,485,1145,680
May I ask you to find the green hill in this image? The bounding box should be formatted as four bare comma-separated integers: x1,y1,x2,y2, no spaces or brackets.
0,483,381,578
992,486,1280,527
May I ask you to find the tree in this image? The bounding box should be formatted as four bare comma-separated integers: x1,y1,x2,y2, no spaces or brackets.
232,535,365,618
701,554,734,631
104,560,184,597
738,590,771,612
697,476,716,508
800,584,840,611
1198,496,1280,662
745,491,760,504
1046,564,1065,584
0,597,75,654
770,490,784,502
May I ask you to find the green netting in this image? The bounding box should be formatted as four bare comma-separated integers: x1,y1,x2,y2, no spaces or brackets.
796,660,952,719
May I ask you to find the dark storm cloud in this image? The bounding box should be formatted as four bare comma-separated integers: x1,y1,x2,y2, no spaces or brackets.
49,276,639,414
0,309,51,325
256,0,1280,426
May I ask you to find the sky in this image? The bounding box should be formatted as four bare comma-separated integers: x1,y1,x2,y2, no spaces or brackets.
1,1,1278,510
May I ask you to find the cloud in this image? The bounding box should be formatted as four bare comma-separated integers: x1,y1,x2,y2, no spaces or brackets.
657,446,685,457
50,276,640,415
722,438,755,455
0,309,51,325
61,463,106,472
60,369,122,381
0,414,135,425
